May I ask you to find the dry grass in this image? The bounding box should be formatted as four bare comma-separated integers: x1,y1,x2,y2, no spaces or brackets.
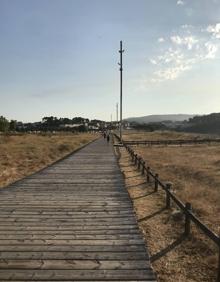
122,129,212,141
115,131,220,281
122,130,220,233
136,145,220,227
0,132,97,188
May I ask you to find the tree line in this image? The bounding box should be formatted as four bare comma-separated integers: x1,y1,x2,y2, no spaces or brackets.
0,116,17,132
0,116,105,133
181,113,220,134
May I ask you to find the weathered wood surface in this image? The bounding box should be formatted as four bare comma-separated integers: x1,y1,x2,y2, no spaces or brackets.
0,138,156,281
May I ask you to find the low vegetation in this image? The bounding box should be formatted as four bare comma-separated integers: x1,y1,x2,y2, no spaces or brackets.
0,132,97,188
122,130,210,141
116,130,220,281
184,112,220,134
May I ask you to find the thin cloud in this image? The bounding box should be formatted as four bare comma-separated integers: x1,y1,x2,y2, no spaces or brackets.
170,35,198,50
207,23,220,39
205,42,218,59
148,25,219,83
154,64,191,81
149,59,157,65
177,0,185,5
158,37,165,43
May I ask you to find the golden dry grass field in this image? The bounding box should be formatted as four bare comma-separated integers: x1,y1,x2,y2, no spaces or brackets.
0,132,97,188
116,130,220,281
123,130,220,233
122,129,210,141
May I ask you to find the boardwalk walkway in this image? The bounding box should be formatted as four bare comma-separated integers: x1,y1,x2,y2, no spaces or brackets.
0,138,156,281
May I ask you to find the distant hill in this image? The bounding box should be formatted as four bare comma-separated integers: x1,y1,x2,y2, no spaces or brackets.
125,114,195,124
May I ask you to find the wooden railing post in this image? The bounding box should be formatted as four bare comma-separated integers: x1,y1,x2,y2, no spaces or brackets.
146,167,150,183
166,183,172,209
135,154,138,166
184,202,192,236
142,161,145,175
138,157,141,170
132,153,135,163
154,173,159,192
217,235,220,282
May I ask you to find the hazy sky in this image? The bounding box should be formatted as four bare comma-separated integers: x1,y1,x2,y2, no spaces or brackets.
0,0,220,122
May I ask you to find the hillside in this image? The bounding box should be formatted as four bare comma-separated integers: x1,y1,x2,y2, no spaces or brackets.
125,114,194,124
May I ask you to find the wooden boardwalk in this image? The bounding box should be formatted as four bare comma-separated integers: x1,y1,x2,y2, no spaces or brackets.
0,138,156,281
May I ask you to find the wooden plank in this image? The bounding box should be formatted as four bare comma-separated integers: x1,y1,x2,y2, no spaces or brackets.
0,270,155,280
0,218,136,224
0,225,138,230
0,245,145,252
0,239,144,245
0,214,134,218
0,229,140,235
0,259,150,270
0,281,156,282
0,234,142,240
0,251,148,260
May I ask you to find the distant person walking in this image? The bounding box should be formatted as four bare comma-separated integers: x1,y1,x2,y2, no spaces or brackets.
103,132,106,139
107,134,110,143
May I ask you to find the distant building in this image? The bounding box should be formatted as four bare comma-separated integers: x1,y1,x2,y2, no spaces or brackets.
59,124,84,129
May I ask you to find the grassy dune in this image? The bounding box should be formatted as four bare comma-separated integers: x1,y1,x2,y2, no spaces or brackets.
0,133,97,188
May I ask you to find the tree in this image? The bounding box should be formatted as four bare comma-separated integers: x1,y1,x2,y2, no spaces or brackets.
78,125,87,132
9,120,17,131
42,116,60,130
0,116,9,132
72,117,88,124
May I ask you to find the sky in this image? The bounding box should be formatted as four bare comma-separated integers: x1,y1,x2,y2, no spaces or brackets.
0,0,220,122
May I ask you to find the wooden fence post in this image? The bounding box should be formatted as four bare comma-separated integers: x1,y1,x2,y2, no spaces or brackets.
138,157,141,170
154,173,159,192
184,202,192,236
142,161,145,175
146,167,150,183
217,234,220,282
166,183,172,209
135,154,138,165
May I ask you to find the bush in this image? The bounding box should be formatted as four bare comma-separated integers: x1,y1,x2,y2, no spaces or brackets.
0,116,9,132
58,144,71,152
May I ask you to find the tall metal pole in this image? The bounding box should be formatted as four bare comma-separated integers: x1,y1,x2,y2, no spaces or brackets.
119,41,124,141
116,103,118,122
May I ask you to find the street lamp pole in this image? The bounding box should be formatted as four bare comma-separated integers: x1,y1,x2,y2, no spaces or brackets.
119,40,124,141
